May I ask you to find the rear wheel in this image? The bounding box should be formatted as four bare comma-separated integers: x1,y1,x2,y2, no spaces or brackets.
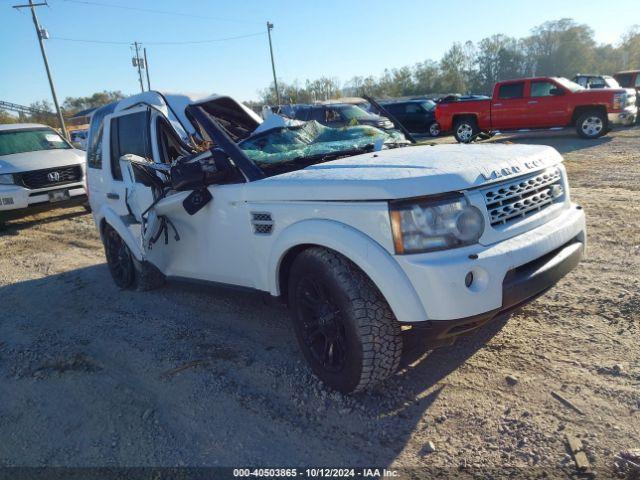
453,117,479,143
288,247,402,393
576,111,606,139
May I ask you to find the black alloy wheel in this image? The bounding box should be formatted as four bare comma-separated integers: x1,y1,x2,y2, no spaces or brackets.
296,275,348,372
104,225,135,288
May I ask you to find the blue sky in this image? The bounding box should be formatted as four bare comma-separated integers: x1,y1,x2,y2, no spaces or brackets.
0,0,638,107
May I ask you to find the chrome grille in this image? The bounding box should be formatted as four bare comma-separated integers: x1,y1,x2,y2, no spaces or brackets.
18,165,82,189
250,212,274,235
482,167,564,227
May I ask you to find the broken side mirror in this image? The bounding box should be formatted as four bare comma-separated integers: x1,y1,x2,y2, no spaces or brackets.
203,149,233,185
170,149,233,191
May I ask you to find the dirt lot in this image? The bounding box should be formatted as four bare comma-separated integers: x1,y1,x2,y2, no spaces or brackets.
0,127,638,477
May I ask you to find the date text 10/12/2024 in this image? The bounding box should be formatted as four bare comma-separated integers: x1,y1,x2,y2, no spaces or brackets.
233,468,399,478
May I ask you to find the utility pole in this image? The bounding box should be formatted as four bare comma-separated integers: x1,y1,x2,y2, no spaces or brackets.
143,47,151,91
13,0,68,139
266,21,280,106
132,42,145,93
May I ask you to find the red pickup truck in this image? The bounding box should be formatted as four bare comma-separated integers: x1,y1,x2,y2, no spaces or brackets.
436,76,637,143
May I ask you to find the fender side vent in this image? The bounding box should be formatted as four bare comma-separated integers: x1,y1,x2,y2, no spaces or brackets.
251,212,274,235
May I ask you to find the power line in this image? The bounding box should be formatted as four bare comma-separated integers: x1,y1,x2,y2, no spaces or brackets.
12,0,68,139
48,31,266,46
57,0,260,25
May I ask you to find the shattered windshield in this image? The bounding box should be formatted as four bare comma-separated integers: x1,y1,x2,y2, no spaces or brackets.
238,121,408,168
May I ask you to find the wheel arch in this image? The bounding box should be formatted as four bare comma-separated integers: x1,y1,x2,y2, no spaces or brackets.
452,113,478,125
268,219,427,324
571,105,607,125
98,206,145,261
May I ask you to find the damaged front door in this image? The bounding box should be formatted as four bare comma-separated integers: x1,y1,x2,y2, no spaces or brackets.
141,115,254,287
103,106,155,248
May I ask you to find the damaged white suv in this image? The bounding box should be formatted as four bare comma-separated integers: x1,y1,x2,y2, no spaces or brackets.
86,92,586,393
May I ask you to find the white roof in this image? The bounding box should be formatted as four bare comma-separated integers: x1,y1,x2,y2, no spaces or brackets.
0,123,50,131
112,91,262,141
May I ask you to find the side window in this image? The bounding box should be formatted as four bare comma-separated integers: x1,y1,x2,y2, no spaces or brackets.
310,108,324,122
86,103,115,169
325,108,341,122
635,75,640,87
405,103,421,114
588,77,605,88
575,77,587,88
498,82,524,99
87,123,103,169
530,81,557,97
385,104,403,115
110,110,151,180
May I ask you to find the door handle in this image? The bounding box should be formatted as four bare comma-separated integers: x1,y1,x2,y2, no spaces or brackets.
528,100,538,104
107,192,120,200
493,103,502,107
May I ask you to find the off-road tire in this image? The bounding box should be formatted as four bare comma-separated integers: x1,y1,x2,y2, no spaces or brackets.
576,110,607,139
453,117,479,143
103,224,165,291
288,247,402,393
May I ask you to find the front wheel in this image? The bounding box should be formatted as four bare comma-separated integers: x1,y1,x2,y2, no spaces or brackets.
428,122,441,137
576,111,606,139
288,247,402,393
103,224,165,290
453,118,479,143
104,224,136,288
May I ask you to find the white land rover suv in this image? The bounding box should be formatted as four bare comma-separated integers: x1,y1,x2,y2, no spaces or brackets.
87,92,586,393
0,123,87,226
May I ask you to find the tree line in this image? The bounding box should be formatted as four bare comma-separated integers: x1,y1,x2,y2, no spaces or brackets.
2,17,639,125
256,18,640,105
0,91,126,128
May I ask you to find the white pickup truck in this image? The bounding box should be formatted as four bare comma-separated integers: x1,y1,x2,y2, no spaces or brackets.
86,92,586,393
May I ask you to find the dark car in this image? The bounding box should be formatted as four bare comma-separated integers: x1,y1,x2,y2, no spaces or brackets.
378,99,439,136
436,94,490,103
292,104,394,130
573,74,620,89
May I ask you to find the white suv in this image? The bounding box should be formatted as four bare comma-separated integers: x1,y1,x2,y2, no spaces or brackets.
0,123,87,226
87,92,586,393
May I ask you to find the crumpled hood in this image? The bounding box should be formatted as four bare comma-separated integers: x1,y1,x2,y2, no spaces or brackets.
244,143,563,201
0,148,85,174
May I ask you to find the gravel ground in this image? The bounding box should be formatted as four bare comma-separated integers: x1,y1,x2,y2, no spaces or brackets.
0,127,638,477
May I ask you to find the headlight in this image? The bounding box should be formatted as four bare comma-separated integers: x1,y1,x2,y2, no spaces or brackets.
613,93,626,110
389,195,484,254
0,174,14,185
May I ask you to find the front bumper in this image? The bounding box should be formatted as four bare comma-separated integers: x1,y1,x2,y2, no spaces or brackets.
0,182,86,215
408,236,583,340
608,105,637,125
395,203,586,322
